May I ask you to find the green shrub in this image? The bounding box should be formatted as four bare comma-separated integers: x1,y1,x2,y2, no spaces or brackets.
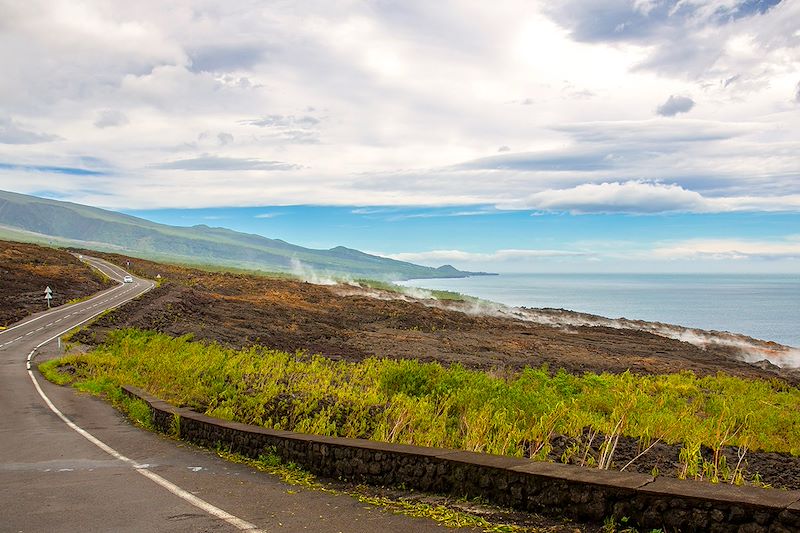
46,328,800,481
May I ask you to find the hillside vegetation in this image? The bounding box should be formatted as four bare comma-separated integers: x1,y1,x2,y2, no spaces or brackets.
0,189,487,280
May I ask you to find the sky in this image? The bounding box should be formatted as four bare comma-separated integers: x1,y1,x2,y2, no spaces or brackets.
1,0,799,272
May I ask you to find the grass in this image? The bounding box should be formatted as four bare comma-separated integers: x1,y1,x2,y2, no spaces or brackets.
66,294,93,306
45,329,800,485
40,357,154,430
217,448,552,532
232,446,649,532
39,350,555,532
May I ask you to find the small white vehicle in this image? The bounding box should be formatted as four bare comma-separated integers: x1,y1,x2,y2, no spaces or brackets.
123,275,133,283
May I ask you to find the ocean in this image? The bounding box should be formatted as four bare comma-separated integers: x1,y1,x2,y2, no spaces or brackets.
397,273,800,348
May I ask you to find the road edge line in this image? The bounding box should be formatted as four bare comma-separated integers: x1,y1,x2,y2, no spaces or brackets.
24,279,264,532
26,369,263,531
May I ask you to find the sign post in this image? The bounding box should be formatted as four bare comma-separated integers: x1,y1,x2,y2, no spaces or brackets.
44,286,52,309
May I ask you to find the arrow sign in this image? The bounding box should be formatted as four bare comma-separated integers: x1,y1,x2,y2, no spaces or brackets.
45,286,52,295
45,286,53,308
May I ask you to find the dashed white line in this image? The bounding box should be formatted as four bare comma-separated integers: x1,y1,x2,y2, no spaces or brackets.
0,279,125,336
27,369,262,531
23,280,262,532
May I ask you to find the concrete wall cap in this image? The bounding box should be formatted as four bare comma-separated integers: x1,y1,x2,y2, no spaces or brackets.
637,477,800,509
311,435,455,457
510,461,653,490
437,450,532,470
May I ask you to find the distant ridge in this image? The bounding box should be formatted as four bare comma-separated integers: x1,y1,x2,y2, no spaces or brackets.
0,190,492,280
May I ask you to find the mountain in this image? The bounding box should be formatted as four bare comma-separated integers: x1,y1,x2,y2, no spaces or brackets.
0,190,492,280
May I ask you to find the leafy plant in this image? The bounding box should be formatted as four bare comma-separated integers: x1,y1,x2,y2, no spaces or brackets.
44,328,800,485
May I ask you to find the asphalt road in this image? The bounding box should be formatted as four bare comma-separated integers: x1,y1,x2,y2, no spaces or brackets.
0,257,461,532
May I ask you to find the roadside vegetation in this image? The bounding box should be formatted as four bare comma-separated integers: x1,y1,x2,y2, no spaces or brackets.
219,449,546,533
43,329,800,487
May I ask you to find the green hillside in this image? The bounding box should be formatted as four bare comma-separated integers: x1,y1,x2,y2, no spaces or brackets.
0,190,489,280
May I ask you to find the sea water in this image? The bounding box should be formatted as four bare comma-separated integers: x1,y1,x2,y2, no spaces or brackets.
397,273,800,348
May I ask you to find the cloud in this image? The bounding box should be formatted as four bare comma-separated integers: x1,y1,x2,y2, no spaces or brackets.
497,145,510,152
0,162,104,176
0,1,798,213
653,237,800,261
197,131,234,146
383,248,588,264
553,119,746,144
504,180,800,214
239,115,322,144
0,116,60,144
188,43,267,73
254,212,282,218
94,110,129,129
543,0,792,78
795,80,800,103
656,95,695,116
453,150,617,172
511,181,705,213
154,156,301,171
384,209,501,221
241,115,321,128
544,1,782,44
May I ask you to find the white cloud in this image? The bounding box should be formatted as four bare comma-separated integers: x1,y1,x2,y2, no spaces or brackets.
384,248,588,264
380,238,800,274
0,116,61,144
653,237,800,261
502,181,800,214
94,109,129,128
154,156,300,171
0,1,797,213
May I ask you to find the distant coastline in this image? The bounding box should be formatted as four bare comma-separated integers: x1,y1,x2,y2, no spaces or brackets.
396,272,800,349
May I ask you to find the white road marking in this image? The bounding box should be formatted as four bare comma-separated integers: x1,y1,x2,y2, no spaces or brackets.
0,280,124,336
24,279,263,531
27,371,261,530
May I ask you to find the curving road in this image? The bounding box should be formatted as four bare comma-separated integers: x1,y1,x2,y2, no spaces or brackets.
0,256,460,532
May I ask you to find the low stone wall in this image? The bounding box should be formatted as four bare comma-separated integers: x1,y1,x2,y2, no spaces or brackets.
123,385,800,532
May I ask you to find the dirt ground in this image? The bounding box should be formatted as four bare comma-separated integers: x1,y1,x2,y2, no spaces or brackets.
0,240,114,326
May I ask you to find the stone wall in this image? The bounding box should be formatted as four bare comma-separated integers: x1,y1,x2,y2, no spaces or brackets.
123,385,800,532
